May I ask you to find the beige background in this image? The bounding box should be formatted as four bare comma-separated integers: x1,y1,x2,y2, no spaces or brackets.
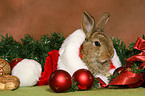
0,0,145,45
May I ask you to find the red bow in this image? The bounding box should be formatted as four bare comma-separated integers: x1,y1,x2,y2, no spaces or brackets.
108,38,145,88
134,37,145,50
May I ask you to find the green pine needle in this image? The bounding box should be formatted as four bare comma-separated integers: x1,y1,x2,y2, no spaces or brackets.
131,61,145,74
111,37,128,66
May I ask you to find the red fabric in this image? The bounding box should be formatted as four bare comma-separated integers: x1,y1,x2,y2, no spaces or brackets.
110,61,116,69
37,50,59,86
108,70,144,88
79,46,82,58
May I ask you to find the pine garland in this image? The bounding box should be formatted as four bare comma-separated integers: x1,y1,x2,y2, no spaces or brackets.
111,36,143,66
111,37,128,66
1,33,143,69
0,33,65,71
1,32,145,89
131,61,144,74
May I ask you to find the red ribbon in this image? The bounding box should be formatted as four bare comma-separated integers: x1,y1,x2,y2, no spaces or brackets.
134,38,145,50
126,38,145,68
108,38,145,88
108,70,144,88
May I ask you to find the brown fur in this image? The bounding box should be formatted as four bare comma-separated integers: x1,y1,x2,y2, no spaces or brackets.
81,12,114,76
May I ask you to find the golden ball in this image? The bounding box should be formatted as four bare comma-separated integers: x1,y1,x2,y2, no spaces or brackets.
0,58,11,76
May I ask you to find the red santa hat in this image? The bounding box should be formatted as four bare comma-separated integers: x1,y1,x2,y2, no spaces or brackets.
11,59,42,87
37,29,121,86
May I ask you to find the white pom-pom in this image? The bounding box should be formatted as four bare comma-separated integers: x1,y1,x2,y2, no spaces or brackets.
11,59,42,87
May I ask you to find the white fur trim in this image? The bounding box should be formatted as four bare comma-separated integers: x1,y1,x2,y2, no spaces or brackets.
95,75,109,85
109,69,115,74
57,29,88,76
11,59,42,87
109,49,122,74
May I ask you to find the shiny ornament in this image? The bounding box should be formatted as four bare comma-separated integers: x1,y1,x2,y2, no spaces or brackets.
72,69,94,90
9,58,23,70
49,70,72,93
0,58,11,76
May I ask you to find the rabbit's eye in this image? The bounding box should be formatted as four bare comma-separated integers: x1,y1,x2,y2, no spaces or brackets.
94,41,101,47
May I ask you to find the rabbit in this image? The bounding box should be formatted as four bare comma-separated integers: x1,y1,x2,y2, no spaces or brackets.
80,12,114,77
57,12,121,85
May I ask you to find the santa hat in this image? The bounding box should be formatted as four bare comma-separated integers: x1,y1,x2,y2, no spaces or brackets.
37,29,121,86
11,59,42,87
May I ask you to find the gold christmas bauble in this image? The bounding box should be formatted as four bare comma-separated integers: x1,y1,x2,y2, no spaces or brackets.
0,58,11,76
0,75,20,90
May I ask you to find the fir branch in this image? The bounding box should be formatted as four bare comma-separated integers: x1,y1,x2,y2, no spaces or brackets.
111,37,128,66
0,34,21,62
142,34,145,40
131,61,145,74
68,78,79,92
108,74,118,83
0,33,65,71
92,78,99,88
127,42,142,58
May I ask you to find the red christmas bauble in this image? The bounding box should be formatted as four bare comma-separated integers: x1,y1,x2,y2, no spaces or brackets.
49,70,72,93
72,69,94,90
9,58,23,70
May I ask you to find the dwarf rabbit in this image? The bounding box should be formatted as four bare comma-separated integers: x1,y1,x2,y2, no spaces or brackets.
80,12,114,77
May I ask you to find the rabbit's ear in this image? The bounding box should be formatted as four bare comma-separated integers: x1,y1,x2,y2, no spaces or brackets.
96,12,110,32
82,11,95,39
